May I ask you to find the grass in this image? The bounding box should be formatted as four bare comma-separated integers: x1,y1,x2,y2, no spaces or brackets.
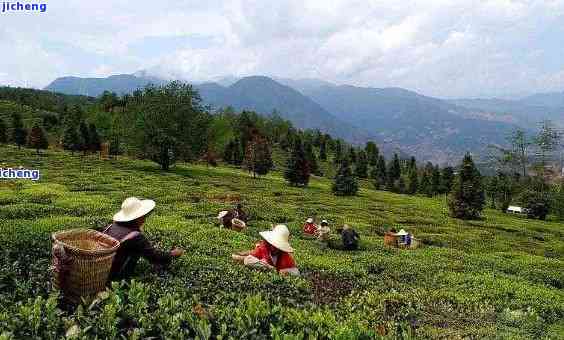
0,145,563,339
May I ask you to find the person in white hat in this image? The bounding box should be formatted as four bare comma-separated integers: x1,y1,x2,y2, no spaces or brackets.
394,229,409,246
232,224,299,276
218,203,248,231
103,197,184,280
302,217,318,236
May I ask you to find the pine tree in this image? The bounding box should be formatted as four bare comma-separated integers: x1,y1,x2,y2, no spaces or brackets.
88,123,101,153
486,175,499,208
408,156,417,171
332,160,358,196
365,141,379,166
419,168,431,197
12,113,27,149
62,125,80,155
440,167,455,194
319,138,327,161
448,153,485,219
0,118,7,144
397,176,406,194
348,147,357,163
388,154,401,182
304,140,320,176
285,137,310,186
28,123,49,154
333,140,343,164
372,155,387,190
407,169,419,194
79,121,90,155
244,133,273,177
431,165,441,196
355,150,368,178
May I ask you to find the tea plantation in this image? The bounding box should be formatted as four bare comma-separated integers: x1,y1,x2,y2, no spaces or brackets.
1,145,563,339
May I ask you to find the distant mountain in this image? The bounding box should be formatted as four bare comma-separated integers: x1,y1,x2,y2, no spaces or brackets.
197,76,376,145
302,84,521,164
45,74,164,97
45,74,379,148
449,96,564,127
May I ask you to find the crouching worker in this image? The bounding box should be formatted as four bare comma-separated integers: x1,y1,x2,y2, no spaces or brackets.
218,203,248,231
104,197,184,281
232,224,299,276
303,217,318,236
341,224,360,250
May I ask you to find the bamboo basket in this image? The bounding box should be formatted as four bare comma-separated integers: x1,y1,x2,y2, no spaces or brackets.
51,229,120,303
383,233,398,247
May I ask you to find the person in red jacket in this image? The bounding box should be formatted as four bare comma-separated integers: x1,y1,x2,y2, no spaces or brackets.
232,224,299,276
302,217,318,236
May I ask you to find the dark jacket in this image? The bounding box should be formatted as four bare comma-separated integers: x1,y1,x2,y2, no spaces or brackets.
342,228,360,250
104,223,172,280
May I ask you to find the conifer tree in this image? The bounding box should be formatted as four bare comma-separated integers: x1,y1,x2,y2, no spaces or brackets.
12,113,27,149
431,165,441,196
348,147,357,163
397,176,406,194
319,138,327,161
284,136,310,186
486,175,499,208
419,167,431,197
0,118,7,144
304,140,320,176
448,153,485,219
372,155,387,190
388,153,401,182
88,123,101,153
407,169,419,194
28,123,48,154
62,124,80,155
79,121,90,155
332,160,358,196
440,166,455,194
244,133,273,177
355,150,368,178
408,156,417,171
365,141,379,166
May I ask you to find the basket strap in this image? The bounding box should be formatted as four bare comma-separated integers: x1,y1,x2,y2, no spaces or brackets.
52,241,72,289
120,231,140,243
102,223,113,234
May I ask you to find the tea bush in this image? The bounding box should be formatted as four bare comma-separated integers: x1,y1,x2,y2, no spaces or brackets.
0,145,563,339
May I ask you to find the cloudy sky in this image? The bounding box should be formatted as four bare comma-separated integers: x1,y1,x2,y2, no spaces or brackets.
1,0,564,98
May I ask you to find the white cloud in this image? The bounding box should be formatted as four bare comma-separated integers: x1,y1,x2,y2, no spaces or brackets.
1,0,564,97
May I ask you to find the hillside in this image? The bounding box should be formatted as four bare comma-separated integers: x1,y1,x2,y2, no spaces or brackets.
449,97,564,127
1,146,563,338
46,75,380,148
45,74,165,97
303,85,520,165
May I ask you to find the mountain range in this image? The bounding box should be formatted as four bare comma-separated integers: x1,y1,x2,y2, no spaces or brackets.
45,73,564,164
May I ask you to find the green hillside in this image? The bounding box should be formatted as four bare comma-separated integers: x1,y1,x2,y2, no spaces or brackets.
1,146,563,339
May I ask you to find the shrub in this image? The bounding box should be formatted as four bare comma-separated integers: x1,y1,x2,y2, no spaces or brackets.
518,190,551,220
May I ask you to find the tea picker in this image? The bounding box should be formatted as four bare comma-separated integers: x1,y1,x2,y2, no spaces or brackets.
52,197,184,302
232,224,300,276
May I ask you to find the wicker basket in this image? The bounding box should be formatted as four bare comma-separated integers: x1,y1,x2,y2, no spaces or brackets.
51,229,120,303
383,233,398,247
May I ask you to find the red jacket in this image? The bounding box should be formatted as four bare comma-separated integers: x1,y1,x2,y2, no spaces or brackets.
303,222,318,235
250,240,296,272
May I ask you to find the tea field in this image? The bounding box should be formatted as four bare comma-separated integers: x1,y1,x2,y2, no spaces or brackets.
1,145,563,339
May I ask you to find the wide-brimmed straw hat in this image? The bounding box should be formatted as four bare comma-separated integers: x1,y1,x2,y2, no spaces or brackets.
259,224,294,253
321,220,328,225
395,229,408,236
306,218,314,223
218,210,229,220
113,197,156,222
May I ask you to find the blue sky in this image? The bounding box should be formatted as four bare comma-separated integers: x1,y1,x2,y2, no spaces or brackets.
1,0,564,98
